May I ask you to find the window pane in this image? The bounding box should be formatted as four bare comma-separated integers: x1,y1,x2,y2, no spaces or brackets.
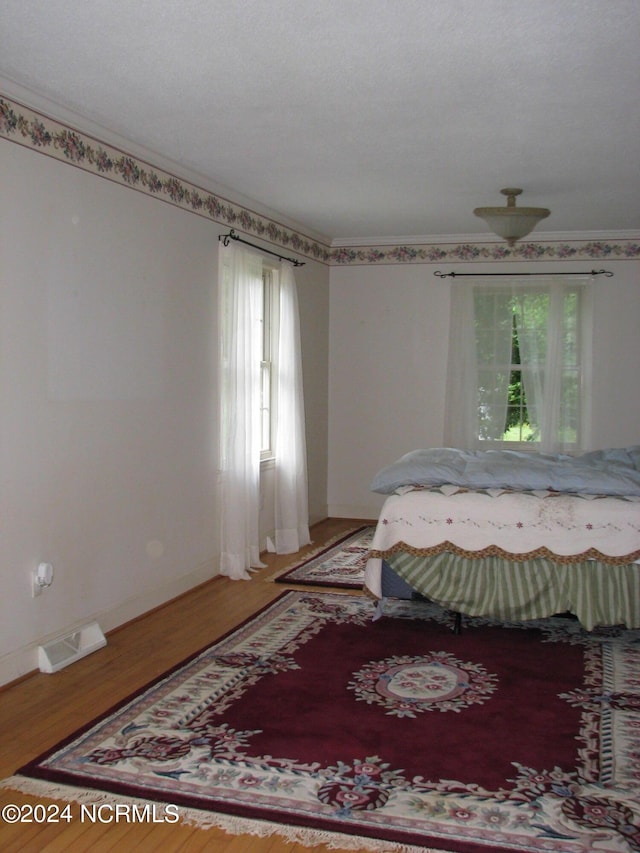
260,269,278,458
446,279,589,452
472,284,583,448
260,360,271,453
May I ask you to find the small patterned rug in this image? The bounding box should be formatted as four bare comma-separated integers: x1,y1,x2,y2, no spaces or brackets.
273,526,374,588
5,591,640,852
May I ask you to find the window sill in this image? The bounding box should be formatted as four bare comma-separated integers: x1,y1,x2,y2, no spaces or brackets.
260,456,276,471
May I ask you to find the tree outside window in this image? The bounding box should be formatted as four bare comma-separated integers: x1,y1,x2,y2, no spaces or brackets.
445,278,592,453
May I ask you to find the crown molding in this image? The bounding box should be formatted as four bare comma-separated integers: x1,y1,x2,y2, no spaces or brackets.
331,230,640,247
329,233,640,265
0,86,332,264
2,85,639,267
0,77,332,245
0,77,272,219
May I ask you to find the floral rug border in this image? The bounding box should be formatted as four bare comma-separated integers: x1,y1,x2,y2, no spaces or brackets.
5,591,639,853
267,525,372,586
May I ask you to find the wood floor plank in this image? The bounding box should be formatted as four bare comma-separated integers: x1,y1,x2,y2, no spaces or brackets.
0,518,372,852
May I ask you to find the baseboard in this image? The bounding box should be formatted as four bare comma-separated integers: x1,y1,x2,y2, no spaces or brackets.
0,557,219,688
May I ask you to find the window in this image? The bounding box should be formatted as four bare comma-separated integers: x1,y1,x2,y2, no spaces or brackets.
445,278,593,453
219,256,279,464
218,243,310,575
260,268,279,459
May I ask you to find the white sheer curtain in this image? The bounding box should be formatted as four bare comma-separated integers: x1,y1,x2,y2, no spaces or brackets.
444,277,592,452
272,262,311,554
444,282,513,447
513,278,591,454
218,244,266,579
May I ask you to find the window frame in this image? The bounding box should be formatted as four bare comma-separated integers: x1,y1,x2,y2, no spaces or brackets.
259,265,280,462
445,276,593,454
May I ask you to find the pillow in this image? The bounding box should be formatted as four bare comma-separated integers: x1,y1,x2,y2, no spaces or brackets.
370,448,470,494
370,445,640,496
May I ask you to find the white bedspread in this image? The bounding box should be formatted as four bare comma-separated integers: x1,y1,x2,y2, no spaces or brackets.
365,487,640,599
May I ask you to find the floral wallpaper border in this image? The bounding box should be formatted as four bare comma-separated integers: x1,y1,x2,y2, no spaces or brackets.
2,95,639,267
0,95,331,264
331,238,640,265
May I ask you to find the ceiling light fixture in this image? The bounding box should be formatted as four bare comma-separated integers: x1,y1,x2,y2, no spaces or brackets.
473,188,550,246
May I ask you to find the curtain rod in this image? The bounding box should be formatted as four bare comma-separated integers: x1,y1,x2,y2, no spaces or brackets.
434,269,613,278
218,229,306,266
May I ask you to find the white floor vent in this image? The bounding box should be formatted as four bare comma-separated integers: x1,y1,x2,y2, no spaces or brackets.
38,621,107,673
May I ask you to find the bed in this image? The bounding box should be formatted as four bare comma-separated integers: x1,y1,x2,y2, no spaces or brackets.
364,447,640,630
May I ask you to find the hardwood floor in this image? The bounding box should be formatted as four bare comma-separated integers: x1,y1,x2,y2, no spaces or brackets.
0,518,375,852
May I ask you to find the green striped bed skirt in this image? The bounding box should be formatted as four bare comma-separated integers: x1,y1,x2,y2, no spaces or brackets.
384,551,640,630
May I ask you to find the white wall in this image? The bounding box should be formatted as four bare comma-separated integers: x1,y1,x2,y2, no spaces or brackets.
328,260,640,518
2,113,637,685
0,140,330,684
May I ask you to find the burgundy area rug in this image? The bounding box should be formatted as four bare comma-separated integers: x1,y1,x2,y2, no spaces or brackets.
5,591,640,853
273,526,374,588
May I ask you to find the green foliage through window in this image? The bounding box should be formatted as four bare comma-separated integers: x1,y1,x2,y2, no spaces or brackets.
474,286,581,446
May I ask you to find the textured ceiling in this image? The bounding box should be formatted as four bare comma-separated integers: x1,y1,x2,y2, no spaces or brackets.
1,0,639,241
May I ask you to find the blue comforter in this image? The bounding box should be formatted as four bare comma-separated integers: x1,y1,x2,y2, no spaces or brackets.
371,446,640,497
